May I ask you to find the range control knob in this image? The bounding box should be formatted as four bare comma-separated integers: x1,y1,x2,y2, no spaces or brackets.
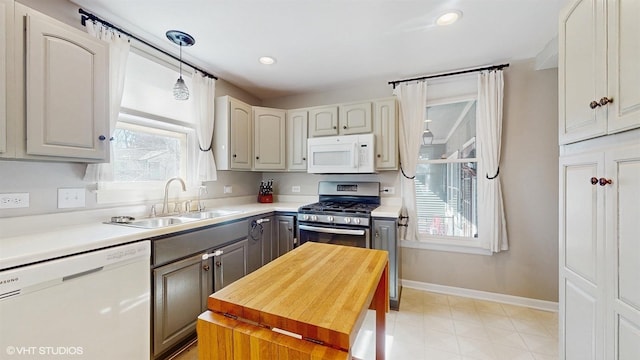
344,217,351,224
302,215,309,221
311,215,318,221
327,216,334,222
353,218,361,225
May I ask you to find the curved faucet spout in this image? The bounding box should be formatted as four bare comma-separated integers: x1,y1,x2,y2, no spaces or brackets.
163,177,187,215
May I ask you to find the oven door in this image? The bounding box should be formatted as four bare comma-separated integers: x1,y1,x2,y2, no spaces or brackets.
298,224,370,248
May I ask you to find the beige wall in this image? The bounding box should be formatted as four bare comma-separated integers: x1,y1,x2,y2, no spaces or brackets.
265,60,559,302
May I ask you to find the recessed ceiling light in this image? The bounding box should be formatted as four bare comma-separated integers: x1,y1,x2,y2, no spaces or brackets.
259,56,276,65
436,10,462,26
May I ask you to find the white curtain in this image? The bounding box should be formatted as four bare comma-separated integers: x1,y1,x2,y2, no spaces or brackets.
393,82,427,241
191,71,217,184
83,21,130,182
477,70,508,252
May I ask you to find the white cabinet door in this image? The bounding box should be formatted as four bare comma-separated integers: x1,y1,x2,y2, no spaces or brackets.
373,98,397,170
0,0,12,155
287,109,308,171
606,0,640,135
559,151,606,360
253,107,286,171
308,106,338,137
339,102,372,135
605,144,640,360
229,98,252,170
25,11,109,160
559,0,607,145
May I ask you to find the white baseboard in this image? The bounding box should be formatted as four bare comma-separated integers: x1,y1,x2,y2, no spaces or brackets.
401,279,558,312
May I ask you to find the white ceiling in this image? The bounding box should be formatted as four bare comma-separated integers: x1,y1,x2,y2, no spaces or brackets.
70,0,567,100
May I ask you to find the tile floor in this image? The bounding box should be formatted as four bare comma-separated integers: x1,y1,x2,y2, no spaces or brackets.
173,288,559,360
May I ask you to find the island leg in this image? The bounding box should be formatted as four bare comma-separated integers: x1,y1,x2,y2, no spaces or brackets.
374,263,389,360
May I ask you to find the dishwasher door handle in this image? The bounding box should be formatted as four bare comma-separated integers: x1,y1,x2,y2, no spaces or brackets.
62,266,104,281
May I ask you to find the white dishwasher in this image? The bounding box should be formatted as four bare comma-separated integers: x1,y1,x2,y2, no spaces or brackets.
0,240,150,359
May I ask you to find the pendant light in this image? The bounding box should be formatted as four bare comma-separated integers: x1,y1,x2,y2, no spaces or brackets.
166,30,195,101
423,120,434,145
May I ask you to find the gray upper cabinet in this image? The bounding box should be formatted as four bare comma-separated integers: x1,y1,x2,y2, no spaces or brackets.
0,0,13,156
339,102,372,134
308,102,373,138
373,98,398,170
214,95,253,170
308,106,339,137
4,4,109,162
286,109,308,171
253,106,286,171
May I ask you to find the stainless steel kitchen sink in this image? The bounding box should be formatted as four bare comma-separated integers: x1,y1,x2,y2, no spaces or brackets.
177,209,243,219
107,209,244,229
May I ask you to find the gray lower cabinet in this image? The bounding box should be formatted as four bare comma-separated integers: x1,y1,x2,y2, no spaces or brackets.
213,239,248,292
247,214,274,273
275,215,296,258
372,217,401,310
153,253,212,358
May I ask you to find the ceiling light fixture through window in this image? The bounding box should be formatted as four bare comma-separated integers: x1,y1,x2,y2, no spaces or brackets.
436,10,462,26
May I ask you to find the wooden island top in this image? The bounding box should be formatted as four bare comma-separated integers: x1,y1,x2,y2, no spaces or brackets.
200,242,389,359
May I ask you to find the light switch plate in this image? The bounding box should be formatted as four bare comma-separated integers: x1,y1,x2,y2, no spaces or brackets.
58,188,86,209
291,186,301,193
223,185,233,194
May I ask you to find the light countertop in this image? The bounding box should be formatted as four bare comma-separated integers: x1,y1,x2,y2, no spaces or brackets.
0,199,402,271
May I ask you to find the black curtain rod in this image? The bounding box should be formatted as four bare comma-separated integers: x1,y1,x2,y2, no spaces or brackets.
78,8,218,80
389,63,509,88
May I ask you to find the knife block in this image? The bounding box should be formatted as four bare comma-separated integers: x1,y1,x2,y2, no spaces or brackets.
258,194,273,203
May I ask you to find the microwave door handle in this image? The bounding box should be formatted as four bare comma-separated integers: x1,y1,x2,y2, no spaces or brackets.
298,224,365,236
353,143,359,169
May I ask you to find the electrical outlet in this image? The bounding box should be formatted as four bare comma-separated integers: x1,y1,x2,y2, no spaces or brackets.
382,187,395,195
223,185,233,194
58,188,86,209
0,193,30,209
291,186,301,193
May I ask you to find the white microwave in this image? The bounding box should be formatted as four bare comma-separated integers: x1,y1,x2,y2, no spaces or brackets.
307,134,375,174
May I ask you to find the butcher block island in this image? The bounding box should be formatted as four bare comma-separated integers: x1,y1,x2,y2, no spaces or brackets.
197,242,389,360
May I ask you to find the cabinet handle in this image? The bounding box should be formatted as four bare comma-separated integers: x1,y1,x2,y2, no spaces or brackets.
202,250,224,260
375,231,379,238
98,135,107,141
599,178,613,186
599,97,613,106
203,264,210,271
590,177,598,185
589,100,601,109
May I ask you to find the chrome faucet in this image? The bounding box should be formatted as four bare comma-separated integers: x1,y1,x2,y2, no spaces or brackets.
162,177,187,215
197,185,208,212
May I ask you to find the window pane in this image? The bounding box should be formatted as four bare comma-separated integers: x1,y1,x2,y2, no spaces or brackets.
112,123,185,182
415,162,478,238
420,100,476,160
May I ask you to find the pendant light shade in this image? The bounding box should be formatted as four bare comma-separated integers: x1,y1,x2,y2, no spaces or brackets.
166,30,195,101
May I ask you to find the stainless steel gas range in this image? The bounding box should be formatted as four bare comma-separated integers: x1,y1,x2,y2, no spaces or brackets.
297,181,380,248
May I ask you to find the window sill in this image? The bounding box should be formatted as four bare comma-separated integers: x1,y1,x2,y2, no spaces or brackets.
400,238,492,255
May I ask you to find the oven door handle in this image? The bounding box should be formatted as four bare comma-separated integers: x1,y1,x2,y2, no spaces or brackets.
298,224,365,236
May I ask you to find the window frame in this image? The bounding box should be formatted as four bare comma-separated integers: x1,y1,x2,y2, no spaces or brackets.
402,94,492,255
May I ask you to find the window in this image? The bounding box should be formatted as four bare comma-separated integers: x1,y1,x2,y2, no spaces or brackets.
414,98,484,252
95,49,198,204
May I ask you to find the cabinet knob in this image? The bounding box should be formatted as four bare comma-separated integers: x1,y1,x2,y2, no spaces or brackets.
302,157,306,161
599,97,613,106
343,125,347,130
589,100,601,109
590,177,598,185
215,261,221,267
256,156,260,160
203,264,210,271
333,126,337,129
599,178,613,186
377,154,381,158
98,135,107,141
233,154,237,158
